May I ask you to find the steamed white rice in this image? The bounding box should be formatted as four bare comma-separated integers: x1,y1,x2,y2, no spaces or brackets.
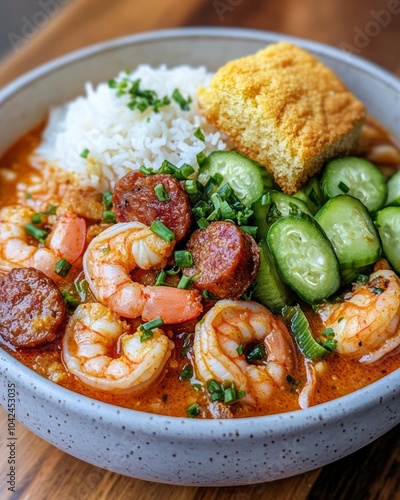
34,65,230,192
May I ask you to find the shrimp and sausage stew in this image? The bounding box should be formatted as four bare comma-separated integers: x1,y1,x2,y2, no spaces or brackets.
1,43,400,419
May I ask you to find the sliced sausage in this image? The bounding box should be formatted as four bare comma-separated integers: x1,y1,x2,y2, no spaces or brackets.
112,171,193,242
183,221,260,299
0,267,67,348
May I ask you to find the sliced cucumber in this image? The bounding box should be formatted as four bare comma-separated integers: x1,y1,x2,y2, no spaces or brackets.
198,151,275,208
315,195,381,270
283,305,331,360
321,156,387,212
375,207,400,273
293,177,325,215
385,170,400,207
252,240,292,313
252,191,313,240
267,214,341,304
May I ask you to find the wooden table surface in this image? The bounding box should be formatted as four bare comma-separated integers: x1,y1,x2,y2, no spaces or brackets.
1,0,400,498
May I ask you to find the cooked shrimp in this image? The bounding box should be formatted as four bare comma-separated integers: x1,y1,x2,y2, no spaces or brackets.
319,269,400,363
193,300,297,404
63,302,174,392
82,221,202,323
0,205,86,281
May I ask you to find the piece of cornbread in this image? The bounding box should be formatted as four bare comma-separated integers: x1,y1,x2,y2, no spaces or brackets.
198,42,366,194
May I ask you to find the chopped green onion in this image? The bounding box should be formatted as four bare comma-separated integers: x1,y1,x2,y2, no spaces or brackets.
32,212,44,224
25,224,48,243
155,270,169,286
356,274,369,284
237,390,246,399
61,291,80,309
191,383,202,391
184,180,198,195
322,339,338,352
103,191,113,210
108,79,117,88
140,330,153,342
236,345,243,356
102,211,116,223
196,151,207,167
164,265,181,276
179,363,194,380
150,220,175,242
187,403,200,418
174,250,193,268
177,275,192,290
338,181,349,193
206,380,224,402
140,165,155,175
246,344,266,361
181,333,194,358
139,317,164,332
321,327,335,337
172,88,191,111
154,183,170,202
240,226,258,238
338,317,344,323
205,174,223,195
54,258,72,277
80,148,90,159
194,127,205,141
102,247,110,254
197,217,209,229
224,386,236,403
75,279,89,300
371,286,384,294
180,163,195,178
25,193,32,200
202,290,220,300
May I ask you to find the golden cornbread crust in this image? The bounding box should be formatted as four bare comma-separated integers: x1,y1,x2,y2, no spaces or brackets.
198,42,366,194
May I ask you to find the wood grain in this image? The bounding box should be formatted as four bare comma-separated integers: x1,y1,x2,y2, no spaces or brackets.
0,0,399,498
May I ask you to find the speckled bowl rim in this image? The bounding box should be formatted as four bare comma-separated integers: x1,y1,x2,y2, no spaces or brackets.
1,27,400,438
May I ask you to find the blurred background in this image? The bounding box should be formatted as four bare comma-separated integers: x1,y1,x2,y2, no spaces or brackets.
1,0,400,87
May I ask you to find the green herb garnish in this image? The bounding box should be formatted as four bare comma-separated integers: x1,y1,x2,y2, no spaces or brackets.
179,363,194,380
187,403,200,418
149,220,175,242
24,224,48,243
194,127,205,141
80,148,90,159
172,88,192,111
246,344,266,362
154,183,170,202
54,258,72,277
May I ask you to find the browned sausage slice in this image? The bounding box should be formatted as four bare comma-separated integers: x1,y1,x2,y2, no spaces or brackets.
112,171,193,242
0,268,67,348
183,221,260,299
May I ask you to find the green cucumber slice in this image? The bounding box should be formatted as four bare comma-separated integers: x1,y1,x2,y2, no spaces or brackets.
267,214,341,304
198,151,275,208
385,170,400,207
251,191,313,240
315,195,381,270
293,177,325,215
375,207,400,273
252,240,292,313
321,156,387,212
283,305,332,360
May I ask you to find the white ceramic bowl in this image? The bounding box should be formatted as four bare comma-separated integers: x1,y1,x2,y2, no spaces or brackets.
0,28,399,486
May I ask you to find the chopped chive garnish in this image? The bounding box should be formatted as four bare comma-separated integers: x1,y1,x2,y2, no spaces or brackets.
201,290,220,300
338,317,344,323
196,151,207,167
139,317,164,332
187,403,200,418
75,279,89,299
80,148,90,159
206,380,224,402
140,166,155,175
338,181,349,193
150,220,175,242
25,193,32,200
197,217,209,229
224,387,236,403
154,183,170,202
102,247,110,254
174,250,193,268
108,79,117,88
32,212,44,224
25,224,48,243
180,163,195,178
177,275,192,290
110,76,171,113
181,333,194,358
102,211,116,223
321,327,335,337
322,338,338,352
165,265,181,276
191,383,202,391
172,88,191,111
194,127,205,141
179,363,194,380
237,390,246,399
371,286,384,294
206,379,245,404
47,204,57,215
236,345,243,356
61,291,80,309
103,191,113,210
184,179,198,194
356,274,369,284
140,330,153,342
155,270,168,286
240,226,258,238
246,344,266,361
54,258,72,277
